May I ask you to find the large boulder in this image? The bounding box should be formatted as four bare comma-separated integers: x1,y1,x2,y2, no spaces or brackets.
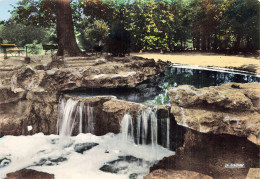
0,87,26,104
11,66,45,92
0,86,58,136
168,83,260,145
5,169,54,179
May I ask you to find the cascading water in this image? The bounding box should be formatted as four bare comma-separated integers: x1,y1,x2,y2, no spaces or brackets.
58,98,78,136
120,107,171,150
78,104,83,134
121,113,134,144
150,111,158,148
166,117,170,149
141,109,149,145
57,97,95,136
86,105,94,133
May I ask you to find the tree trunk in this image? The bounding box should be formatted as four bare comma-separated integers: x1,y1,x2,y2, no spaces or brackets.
192,35,195,50
213,30,217,50
201,29,206,51
234,34,242,51
56,0,83,57
207,34,210,51
218,30,221,50
196,31,200,51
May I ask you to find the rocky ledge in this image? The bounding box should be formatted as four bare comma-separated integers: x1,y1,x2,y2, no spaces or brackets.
146,82,260,179
168,83,260,145
0,56,168,137
10,56,168,92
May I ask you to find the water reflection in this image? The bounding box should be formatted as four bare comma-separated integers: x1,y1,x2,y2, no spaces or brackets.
151,67,260,105
165,67,260,89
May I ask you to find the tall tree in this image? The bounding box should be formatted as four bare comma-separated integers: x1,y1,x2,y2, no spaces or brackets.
56,0,83,56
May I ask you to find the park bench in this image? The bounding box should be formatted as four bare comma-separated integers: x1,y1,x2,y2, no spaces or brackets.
0,44,24,59
42,45,58,57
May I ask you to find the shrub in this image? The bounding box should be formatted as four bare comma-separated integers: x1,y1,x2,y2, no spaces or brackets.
25,40,43,54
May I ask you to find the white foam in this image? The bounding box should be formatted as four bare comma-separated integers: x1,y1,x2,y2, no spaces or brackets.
0,133,173,179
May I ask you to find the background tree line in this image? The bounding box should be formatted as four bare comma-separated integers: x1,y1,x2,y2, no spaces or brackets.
0,0,259,55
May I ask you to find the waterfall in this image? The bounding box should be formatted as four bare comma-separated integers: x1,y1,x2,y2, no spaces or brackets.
87,105,94,133
120,107,171,150
150,111,157,148
136,114,141,145
58,97,171,149
78,104,84,134
121,113,134,144
59,98,78,136
166,117,170,149
138,108,158,146
57,97,95,136
141,109,149,145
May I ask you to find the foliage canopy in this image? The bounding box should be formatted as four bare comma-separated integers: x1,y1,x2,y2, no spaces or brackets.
1,0,259,53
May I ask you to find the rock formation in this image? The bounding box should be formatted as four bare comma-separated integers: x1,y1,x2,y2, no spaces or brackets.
0,56,168,137
1,54,259,179
168,83,260,145
148,83,260,179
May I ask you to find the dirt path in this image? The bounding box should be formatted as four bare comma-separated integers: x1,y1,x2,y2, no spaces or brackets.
133,53,260,74
1,52,260,74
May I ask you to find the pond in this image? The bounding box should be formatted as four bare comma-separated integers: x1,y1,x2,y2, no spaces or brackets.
152,66,260,105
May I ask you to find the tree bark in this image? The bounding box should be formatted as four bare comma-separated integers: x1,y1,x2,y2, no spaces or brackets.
56,0,83,57
234,34,242,51
207,34,210,51
201,29,206,51
213,30,217,50
196,31,200,51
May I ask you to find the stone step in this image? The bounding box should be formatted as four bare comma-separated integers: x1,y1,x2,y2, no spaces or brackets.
65,65,92,68
0,72,13,76
65,59,96,63
65,63,96,66
0,68,18,71
0,64,20,71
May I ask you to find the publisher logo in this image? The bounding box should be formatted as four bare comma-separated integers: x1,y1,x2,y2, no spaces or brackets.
225,163,245,168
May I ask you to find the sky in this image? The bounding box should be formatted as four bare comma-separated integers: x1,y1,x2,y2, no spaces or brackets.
0,0,19,21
